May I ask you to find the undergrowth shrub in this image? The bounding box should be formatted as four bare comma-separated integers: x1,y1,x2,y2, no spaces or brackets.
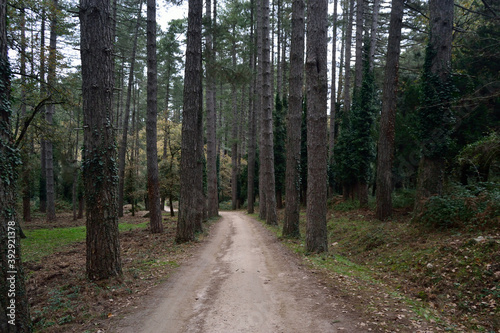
414,182,500,230
392,189,416,209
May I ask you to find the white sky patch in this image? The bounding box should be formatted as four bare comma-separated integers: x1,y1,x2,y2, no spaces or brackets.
157,0,188,30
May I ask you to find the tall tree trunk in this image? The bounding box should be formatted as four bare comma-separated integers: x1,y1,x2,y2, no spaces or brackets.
114,54,123,129
353,0,369,207
231,28,239,211
39,8,47,213
146,0,163,233
257,0,266,220
276,0,282,99
118,0,142,218
247,0,256,214
354,0,364,90
375,0,404,221
414,0,454,214
336,10,345,105
238,86,246,174
369,0,381,72
283,0,305,238
281,25,288,98
270,0,275,101
0,0,31,329
45,0,58,222
162,69,171,160
129,89,138,217
80,0,122,280
20,7,31,222
262,0,278,225
206,0,218,218
343,0,355,116
306,0,329,253
329,0,338,196
72,111,81,221
177,0,203,242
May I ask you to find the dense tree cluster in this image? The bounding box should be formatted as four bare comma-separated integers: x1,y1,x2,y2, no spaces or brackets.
1,0,499,329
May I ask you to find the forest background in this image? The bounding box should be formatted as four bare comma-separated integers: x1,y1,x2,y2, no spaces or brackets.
0,0,499,331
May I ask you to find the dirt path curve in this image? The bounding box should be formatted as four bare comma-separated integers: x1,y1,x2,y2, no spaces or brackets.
112,211,368,333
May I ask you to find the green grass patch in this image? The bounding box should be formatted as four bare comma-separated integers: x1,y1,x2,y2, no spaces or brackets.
22,220,149,262
22,226,86,262
118,221,149,231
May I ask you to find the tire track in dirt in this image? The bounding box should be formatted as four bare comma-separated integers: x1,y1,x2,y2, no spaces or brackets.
112,211,368,332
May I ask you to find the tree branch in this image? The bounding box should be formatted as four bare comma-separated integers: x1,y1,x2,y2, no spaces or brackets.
14,97,59,148
454,3,496,20
481,0,498,18
404,2,428,20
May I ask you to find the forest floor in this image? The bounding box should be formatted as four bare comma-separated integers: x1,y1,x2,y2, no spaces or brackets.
21,203,499,332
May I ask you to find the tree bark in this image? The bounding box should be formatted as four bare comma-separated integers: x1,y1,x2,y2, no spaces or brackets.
306,0,329,253
283,0,305,239
354,0,365,90
262,0,278,226
353,0,369,207
257,0,266,220
231,27,239,211
118,0,142,218
72,112,81,221
276,0,282,99
247,0,256,214
343,0,355,116
414,0,454,214
336,8,345,105
80,0,122,280
178,0,203,242
39,8,47,214
146,0,163,233
45,0,58,222
369,0,381,72
20,7,31,223
375,0,405,220
0,0,31,329
206,0,219,218
329,0,338,197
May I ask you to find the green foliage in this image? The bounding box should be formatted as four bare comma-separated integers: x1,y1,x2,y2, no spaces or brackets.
414,182,500,230
457,131,500,182
332,199,361,212
392,189,416,209
335,41,376,187
0,57,21,222
326,213,499,331
416,42,456,158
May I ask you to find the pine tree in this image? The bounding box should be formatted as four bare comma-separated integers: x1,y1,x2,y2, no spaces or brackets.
274,95,287,209
414,0,454,214
375,0,405,220
206,0,219,218
336,40,376,206
177,0,204,242
80,0,122,280
261,0,278,225
146,0,163,233
0,0,31,329
283,0,305,238
305,0,329,253
118,0,142,218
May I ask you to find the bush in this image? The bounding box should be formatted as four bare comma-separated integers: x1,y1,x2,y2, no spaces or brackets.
414,182,500,230
392,189,416,209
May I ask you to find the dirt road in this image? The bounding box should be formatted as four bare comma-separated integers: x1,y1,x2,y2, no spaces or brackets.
112,211,368,333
